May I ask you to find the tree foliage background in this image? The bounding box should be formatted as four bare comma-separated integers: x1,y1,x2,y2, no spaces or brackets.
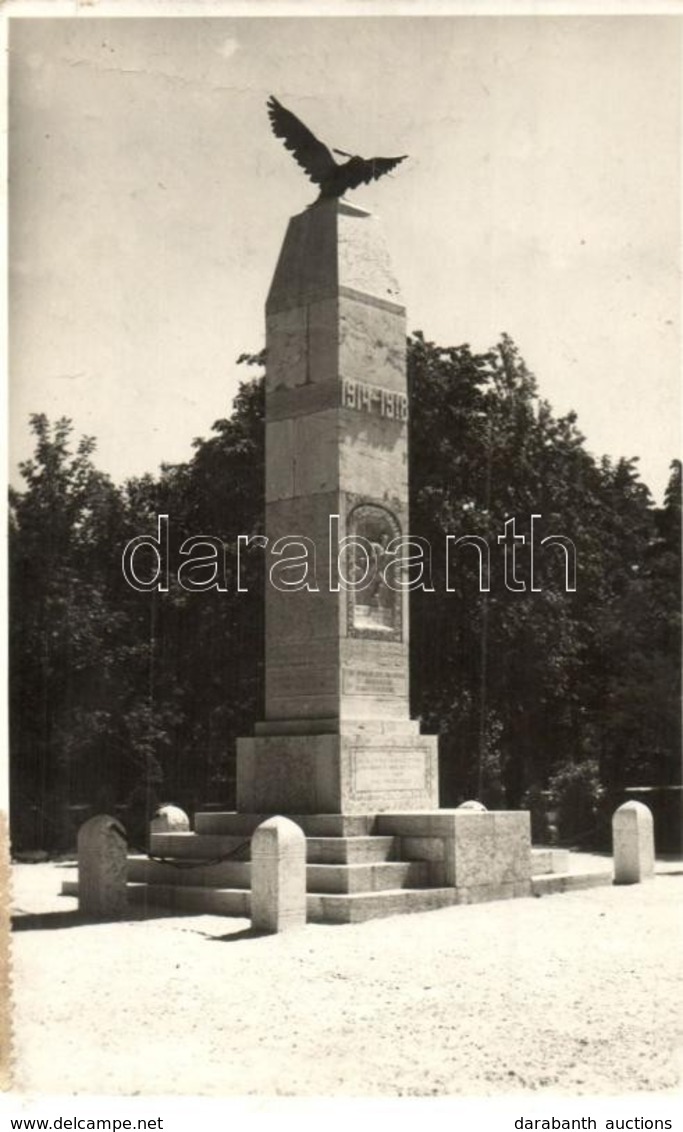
9,339,681,850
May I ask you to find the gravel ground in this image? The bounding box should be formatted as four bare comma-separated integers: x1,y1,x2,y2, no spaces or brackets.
9,860,683,1098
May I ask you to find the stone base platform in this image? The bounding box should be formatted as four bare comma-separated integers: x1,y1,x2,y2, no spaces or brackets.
60,810,616,923
62,808,539,924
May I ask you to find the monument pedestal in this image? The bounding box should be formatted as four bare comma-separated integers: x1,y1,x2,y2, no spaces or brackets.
237,723,438,814
135,805,532,923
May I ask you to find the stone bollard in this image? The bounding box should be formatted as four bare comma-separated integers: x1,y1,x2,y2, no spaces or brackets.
150,804,190,835
77,814,128,917
250,816,306,933
612,801,655,884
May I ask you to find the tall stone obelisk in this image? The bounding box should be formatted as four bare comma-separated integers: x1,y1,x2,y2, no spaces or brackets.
121,194,532,925
236,199,439,815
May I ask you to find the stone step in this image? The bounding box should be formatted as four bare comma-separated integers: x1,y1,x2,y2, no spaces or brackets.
149,832,398,865
63,878,455,923
134,883,456,922
64,879,250,917
306,861,430,894
306,887,456,924
305,835,397,864
128,855,427,894
61,876,251,914
531,871,612,896
127,882,251,917
128,855,251,889
193,812,377,838
150,832,251,860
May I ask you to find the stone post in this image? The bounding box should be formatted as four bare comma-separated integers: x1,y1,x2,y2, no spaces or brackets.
77,814,128,917
251,816,306,932
612,801,655,884
150,804,190,834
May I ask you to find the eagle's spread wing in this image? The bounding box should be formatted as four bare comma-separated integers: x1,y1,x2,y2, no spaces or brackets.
343,155,407,190
267,96,336,186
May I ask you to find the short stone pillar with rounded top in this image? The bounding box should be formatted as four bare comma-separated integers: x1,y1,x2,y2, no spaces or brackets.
251,816,306,932
150,804,190,835
612,800,655,884
77,814,128,917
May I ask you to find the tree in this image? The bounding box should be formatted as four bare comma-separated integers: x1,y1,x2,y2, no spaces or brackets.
127,371,265,811
10,416,129,846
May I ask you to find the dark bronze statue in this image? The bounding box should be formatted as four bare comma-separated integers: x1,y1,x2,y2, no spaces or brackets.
267,95,407,202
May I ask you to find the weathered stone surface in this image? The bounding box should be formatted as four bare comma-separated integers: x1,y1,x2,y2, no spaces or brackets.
376,810,477,837
531,847,571,875
453,880,532,905
266,299,338,391
307,886,454,925
398,835,448,884
150,805,190,834
491,811,532,882
339,294,406,388
237,735,338,813
128,855,250,889
339,636,410,722
339,388,408,499
376,810,531,890
237,730,439,814
305,835,396,864
306,860,429,894
265,412,339,500
399,836,445,862
266,200,403,316
449,813,496,886
613,801,655,884
251,816,306,932
194,811,378,837
77,814,127,917
337,203,403,306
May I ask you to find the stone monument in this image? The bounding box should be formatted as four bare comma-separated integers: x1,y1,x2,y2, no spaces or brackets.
237,198,438,815
231,197,531,916
90,195,532,923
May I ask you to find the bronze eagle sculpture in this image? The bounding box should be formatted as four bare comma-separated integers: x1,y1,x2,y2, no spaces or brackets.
267,95,407,202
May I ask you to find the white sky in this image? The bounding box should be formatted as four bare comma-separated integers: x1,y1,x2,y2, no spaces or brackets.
8,12,681,502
